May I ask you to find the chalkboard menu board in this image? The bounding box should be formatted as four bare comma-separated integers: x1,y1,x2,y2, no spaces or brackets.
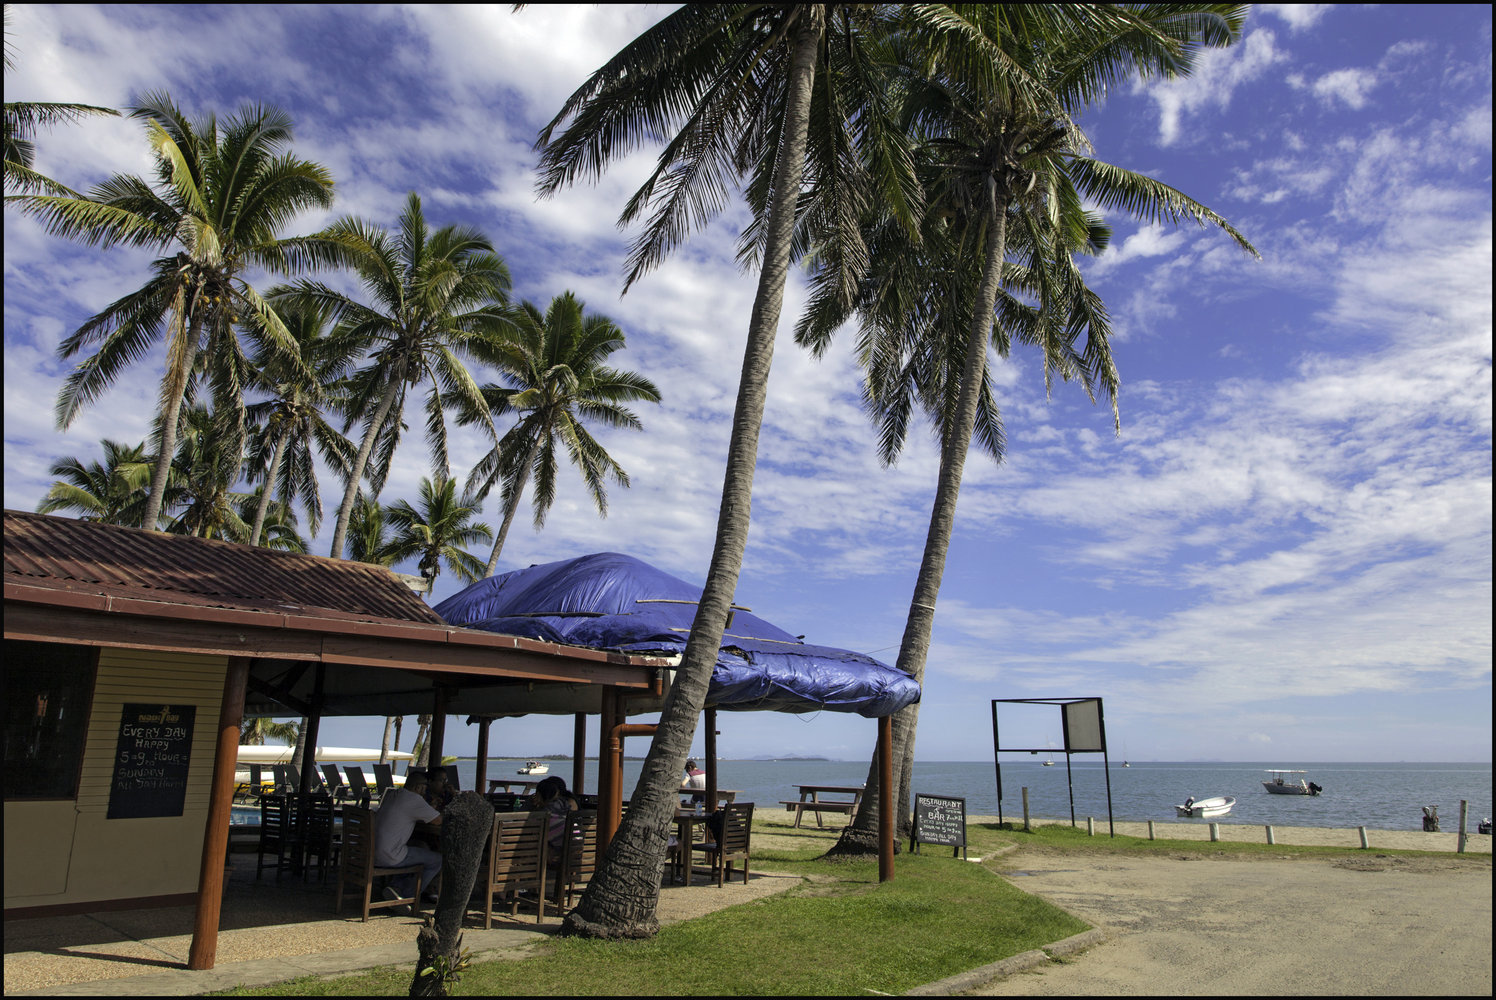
912,793,967,857
107,703,196,819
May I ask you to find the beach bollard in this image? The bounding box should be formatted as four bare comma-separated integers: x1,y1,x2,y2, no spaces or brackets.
1265,825,1275,845
1087,817,1095,836
1458,800,1469,853
1147,820,1155,841
1209,822,1220,842
1358,826,1369,849
1022,787,1031,832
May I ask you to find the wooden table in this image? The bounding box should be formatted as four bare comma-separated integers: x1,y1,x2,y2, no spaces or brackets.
488,779,541,795
671,809,714,883
678,786,740,805
781,784,864,828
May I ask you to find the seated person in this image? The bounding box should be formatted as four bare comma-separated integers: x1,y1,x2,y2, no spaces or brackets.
423,767,456,812
530,775,579,851
681,758,707,806
373,770,443,905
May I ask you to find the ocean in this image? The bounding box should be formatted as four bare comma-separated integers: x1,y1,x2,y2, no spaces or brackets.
450,758,1493,833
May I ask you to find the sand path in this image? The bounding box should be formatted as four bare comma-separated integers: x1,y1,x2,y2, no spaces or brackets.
968,850,1492,996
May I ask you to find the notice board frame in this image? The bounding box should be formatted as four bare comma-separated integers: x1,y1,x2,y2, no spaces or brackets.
911,793,967,858
106,702,197,820
991,697,1115,836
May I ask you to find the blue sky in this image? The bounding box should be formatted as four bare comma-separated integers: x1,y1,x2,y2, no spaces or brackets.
4,5,1490,764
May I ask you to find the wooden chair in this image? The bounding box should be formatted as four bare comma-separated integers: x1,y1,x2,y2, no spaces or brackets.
552,809,598,909
691,802,754,886
473,810,549,928
255,793,293,880
298,793,339,882
345,765,373,807
372,762,395,794
334,805,425,922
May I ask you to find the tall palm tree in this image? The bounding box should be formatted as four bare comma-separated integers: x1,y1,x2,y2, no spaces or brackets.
535,2,923,939
165,405,252,541
346,491,398,566
10,92,336,531
298,191,511,560
803,4,1258,851
463,292,661,577
35,439,154,527
2,5,118,195
382,475,493,587
242,294,358,546
235,487,309,552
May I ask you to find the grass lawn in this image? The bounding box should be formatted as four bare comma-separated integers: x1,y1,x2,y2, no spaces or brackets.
213,818,1086,996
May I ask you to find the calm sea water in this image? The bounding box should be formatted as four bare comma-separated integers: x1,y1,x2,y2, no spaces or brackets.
452,758,1493,833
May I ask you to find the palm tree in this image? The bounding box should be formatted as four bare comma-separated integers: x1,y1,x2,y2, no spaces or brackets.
235,487,309,552
535,2,924,939
164,405,252,541
35,439,154,526
464,292,661,577
242,294,358,546
10,92,336,531
240,717,300,747
382,475,493,587
346,491,398,566
803,4,1258,851
2,5,118,195
298,191,511,560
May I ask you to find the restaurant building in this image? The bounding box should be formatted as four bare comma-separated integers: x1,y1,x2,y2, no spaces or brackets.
2,510,668,965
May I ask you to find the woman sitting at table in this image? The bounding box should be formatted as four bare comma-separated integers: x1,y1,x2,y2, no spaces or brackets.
530,775,578,850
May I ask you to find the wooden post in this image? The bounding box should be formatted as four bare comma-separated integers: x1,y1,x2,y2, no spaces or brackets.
1359,826,1370,849
297,664,324,793
1087,816,1095,836
1148,820,1155,840
428,689,448,768
188,656,249,971
1266,825,1276,845
597,688,619,855
572,712,587,795
705,707,718,808
1209,822,1220,842
1021,786,1030,832
475,717,490,794
878,714,893,883
1458,800,1469,853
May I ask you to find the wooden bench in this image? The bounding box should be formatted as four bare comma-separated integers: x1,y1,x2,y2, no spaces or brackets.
779,798,858,828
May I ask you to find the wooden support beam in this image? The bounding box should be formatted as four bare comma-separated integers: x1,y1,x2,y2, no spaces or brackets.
879,714,894,883
188,656,249,970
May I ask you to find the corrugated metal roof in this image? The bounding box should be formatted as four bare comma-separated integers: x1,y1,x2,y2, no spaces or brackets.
3,510,444,625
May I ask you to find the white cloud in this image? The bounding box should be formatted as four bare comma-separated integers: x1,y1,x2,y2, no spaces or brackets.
1141,28,1287,146
1312,68,1379,109
1257,5,1333,32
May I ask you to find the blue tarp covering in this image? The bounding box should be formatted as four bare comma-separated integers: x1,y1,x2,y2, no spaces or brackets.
434,552,919,718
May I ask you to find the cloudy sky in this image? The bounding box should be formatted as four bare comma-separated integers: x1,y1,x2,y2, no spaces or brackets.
4,5,1490,764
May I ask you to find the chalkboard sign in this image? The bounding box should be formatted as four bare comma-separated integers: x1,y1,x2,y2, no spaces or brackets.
911,793,967,857
107,703,196,819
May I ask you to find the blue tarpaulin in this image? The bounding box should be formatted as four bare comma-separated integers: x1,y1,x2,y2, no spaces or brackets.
434,552,919,717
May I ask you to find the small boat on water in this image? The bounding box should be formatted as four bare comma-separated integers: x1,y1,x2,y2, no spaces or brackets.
1175,795,1235,818
1263,769,1323,795
516,760,550,775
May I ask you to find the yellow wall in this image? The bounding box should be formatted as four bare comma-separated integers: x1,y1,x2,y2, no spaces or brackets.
4,648,226,910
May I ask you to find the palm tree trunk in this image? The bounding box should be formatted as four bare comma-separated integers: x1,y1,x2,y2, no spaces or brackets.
249,421,293,547
380,716,395,764
561,6,825,940
329,379,401,558
141,312,202,530
831,201,1010,855
483,439,538,577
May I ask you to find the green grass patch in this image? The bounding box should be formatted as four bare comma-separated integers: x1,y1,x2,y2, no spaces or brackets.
215,819,1083,996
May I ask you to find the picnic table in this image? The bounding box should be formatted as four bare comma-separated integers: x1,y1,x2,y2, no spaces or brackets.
780,784,864,828
678,786,741,805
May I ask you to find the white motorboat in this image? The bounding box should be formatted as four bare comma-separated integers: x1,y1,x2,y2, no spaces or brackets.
1262,769,1323,796
1175,795,1235,818
516,760,550,775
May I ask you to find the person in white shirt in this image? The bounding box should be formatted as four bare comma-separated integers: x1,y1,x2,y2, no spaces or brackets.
682,758,707,807
374,770,443,903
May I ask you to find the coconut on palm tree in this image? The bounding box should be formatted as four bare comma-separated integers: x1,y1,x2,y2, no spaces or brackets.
11,92,336,532
382,475,493,588
35,439,154,527
463,291,661,577
296,191,511,560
